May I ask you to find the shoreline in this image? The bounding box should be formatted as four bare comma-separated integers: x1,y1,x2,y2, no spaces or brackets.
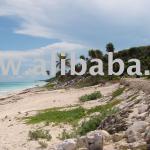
0,81,47,97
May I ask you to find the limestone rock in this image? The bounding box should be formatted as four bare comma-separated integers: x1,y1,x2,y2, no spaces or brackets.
126,121,149,143
57,139,77,150
138,104,148,114
112,132,125,142
86,130,103,150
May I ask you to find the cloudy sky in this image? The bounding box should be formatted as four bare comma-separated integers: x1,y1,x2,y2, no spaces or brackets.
0,0,150,81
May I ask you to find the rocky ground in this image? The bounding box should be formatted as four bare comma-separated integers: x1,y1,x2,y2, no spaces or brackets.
51,78,150,150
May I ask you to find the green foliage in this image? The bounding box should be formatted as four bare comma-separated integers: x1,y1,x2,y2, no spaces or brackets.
77,99,121,136
26,107,86,125
76,75,103,88
58,129,78,140
87,99,121,114
45,83,55,90
79,91,102,102
78,110,114,136
26,99,121,137
106,42,115,52
28,129,52,141
112,87,125,99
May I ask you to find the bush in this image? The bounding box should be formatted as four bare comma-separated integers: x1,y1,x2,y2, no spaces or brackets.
58,129,78,140
28,129,52,141
77,109,117,136
45,83,55,90
79,91,102,102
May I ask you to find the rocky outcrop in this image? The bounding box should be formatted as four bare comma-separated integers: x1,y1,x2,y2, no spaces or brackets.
52,80,150,150
53,130,109,150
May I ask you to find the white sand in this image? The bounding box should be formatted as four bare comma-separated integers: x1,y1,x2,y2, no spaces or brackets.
0,83,119,150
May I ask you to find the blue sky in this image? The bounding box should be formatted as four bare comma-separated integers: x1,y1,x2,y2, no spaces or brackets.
0,0,150,81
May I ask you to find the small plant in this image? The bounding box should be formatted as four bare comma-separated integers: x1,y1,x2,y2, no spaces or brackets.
45,83,55,90
79,91,102,102
58,129,77,140
38,141,48,149
112,87,125,99
77,108,117,136
28,129,52,141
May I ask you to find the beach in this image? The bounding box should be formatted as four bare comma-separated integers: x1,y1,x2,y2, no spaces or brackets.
0,82,119,150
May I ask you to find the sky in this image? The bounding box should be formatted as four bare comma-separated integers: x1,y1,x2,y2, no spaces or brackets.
0,0,150,81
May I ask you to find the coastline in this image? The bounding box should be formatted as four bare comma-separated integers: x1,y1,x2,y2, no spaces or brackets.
0,81,46,97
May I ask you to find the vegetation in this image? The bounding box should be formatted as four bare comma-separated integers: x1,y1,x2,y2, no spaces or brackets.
79,91,102,102
26,98,121,126
26,98,122,139
58,129,78,140
45,44,150,90
112,87,125,99
106,42,115,53
56,53,70,70
45,83,55,90
26,107,86,125
28,129,52,141
78,108,116,136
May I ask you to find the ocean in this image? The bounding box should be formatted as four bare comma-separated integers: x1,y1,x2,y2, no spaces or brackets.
0,81,46,96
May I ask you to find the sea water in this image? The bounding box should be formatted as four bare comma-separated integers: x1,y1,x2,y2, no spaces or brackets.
0,81,46,96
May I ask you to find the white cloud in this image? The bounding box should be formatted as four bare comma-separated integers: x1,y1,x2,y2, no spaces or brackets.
0,0,150,45
0,41,86,58
0,0,150,50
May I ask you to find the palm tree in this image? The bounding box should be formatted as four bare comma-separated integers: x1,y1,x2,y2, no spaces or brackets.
56,53,70,71
46,70,50,75
80,55,86,60
95,49,103,59
89,49,96,59
89,49,103,59
106,42,115,53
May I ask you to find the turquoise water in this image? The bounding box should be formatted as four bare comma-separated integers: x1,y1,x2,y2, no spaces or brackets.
0,81,46,95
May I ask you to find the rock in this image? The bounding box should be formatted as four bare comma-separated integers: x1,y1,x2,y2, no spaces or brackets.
138,104,148,114
76,136,87,148
86,130,103,150
99,130,111,143
57,139,77,150
112,132,125,142
126,130,140,143
145,127,150,144
130,141,147,150
128,121,149,133
98,114,128,134
136,112,147,121
115,141,129,150
126,121,149,143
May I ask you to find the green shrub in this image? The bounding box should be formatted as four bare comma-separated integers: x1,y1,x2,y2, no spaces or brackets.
112,87,125,99
77,109,117,136
58,129,78,140
79,91,102,102
28,129,52,141
45,83,55,90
